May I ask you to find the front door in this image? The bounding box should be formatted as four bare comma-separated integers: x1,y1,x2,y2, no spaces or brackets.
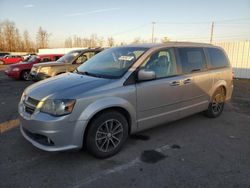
136,48,183,130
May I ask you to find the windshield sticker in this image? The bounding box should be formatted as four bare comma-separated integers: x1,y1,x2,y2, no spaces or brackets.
118,56,134,61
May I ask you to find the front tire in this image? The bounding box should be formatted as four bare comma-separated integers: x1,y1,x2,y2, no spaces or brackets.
205,87,225,118
21,70,31,81
86,110,129,158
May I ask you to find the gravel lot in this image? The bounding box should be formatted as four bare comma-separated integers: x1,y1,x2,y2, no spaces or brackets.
0,65,250,188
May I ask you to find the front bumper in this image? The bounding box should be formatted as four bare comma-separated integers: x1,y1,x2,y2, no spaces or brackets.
19,108,87,152
30,72,51,81
5,69,20,79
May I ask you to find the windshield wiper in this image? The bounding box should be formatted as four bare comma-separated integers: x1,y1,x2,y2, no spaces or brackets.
75,69,106,78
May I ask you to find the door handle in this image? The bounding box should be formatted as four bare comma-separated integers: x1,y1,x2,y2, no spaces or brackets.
170,81,180,86
183,78,192,84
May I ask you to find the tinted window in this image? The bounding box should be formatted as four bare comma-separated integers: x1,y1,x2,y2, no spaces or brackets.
75,52,96,64
41,57,51,62
207,48,229,68
54,56,61,61
178,48,206,73
141,48,177,79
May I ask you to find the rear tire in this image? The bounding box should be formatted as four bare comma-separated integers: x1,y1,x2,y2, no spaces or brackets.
86,110,129,158
205,87,225,118
21,70,31,81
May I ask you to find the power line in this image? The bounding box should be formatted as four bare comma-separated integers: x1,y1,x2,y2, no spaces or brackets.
155,17,250,25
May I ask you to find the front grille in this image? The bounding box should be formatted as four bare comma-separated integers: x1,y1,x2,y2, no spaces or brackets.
26,97,39,106
23,97,39,115
25,106,35,114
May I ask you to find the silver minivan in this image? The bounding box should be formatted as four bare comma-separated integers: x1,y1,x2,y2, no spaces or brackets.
18,42,233,158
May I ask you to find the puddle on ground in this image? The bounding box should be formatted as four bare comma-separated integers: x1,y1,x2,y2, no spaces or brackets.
171,144,181,149
140,150,166,164
130,134,150,141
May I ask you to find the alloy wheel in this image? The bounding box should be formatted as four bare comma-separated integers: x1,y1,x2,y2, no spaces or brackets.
211,92,224,114
95,119,124,153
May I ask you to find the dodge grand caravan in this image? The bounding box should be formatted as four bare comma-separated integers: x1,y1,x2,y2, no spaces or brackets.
18,42,233,158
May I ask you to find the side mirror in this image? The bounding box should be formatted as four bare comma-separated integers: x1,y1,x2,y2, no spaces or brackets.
138,69,156,81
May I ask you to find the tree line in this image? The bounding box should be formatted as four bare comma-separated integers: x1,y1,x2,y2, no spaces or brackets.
64,35,115,48
0,20,170,52
0,20,50,52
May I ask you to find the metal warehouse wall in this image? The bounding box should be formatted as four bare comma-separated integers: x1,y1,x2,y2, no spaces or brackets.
214,41,250,79
38,47,87,55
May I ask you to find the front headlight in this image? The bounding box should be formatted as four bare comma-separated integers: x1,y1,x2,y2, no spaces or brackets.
40,99,75,116
39,67,50,74
20,92,27,102
31,67,36,72
12,67,20,71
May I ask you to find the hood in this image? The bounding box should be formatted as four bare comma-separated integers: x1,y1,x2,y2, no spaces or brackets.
25,72,113,100
33,61,62,67
8,61,29,68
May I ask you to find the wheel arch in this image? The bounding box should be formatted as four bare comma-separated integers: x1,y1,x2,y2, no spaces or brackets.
78,97,137,147
210,80,227,101
20,69,31,79
82,106,133,147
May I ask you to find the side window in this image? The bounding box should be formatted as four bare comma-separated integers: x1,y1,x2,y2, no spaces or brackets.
41,57,51,62
141,48,177,79
54,56,61,61
75,52,95,64
207,48,229,68
178,48,206,73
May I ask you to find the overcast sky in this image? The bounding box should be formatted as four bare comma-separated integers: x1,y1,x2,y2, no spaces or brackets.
0,0,250,47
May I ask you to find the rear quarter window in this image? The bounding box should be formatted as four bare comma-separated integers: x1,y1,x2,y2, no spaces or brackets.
41,57,51,62
207,48,229,68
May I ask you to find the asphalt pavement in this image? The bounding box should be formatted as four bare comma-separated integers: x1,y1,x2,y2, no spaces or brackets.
0,65,250,188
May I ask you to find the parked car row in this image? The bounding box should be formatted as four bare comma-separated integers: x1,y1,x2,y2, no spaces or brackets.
0,55,24,65
0,53,40,65
4,48,104,81
30,48,103,81
4,54,63,80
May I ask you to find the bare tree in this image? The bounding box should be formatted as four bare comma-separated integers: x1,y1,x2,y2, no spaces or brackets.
36,27,50,49
73,35,83,47
97,36,104,47
1,20,16,51
161,36,170,44
89,34,98,48
132,37,147,44
107,37,115,47
14,28,24,51
23,30,33,52
64,37,73,48
0,23,4,51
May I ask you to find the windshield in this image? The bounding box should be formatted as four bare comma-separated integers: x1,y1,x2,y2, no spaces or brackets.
77,47,148,78
57,51,82,63
27,55,38,63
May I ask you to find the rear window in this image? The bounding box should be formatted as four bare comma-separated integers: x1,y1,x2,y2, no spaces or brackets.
41,57,51,62
54,56,61,61
178,48,206,73
207,48,229,68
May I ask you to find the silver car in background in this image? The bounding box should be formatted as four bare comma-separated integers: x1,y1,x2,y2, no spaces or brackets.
18,42,233,158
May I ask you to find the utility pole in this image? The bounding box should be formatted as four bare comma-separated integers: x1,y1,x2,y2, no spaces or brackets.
210,21,214,43
151,22,156,43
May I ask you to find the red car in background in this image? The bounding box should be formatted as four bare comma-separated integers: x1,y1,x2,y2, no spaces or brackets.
0,55,23,65
4,54,63,80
